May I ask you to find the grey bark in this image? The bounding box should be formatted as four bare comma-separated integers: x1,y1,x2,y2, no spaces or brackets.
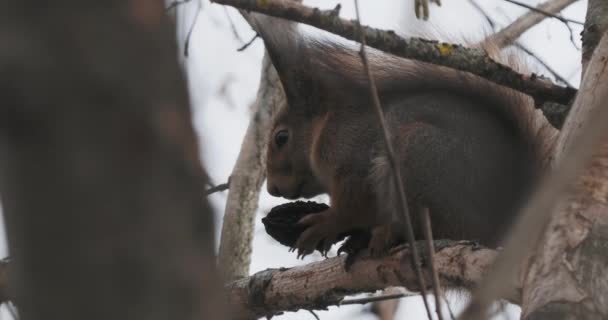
225,241,506,319
461,32,608,320
581,0,608,75
0,1,224,320
217,55,286,280
521,33,608,320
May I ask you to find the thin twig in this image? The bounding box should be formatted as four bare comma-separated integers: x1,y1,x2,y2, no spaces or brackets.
307,310,320,320
514,42,574,87
205,179,231,195
483,0,581,50
443,296,456,320
469,0,574,87
562,16,582,50
223,6,244,43
166,0,192,11
352,1,433,319
502,0,583,25
237,33,259,51
422,208,444,320
468,0,496,29
184,0,202,57
340,292,416,305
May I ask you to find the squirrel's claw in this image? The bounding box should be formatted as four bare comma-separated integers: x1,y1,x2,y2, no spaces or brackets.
338,231,371,271
294,210,336,259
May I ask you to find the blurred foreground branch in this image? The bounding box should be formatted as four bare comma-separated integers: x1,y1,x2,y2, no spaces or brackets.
0,1,224,319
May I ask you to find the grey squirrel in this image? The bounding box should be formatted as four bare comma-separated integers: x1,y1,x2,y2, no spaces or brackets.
251,13,557,258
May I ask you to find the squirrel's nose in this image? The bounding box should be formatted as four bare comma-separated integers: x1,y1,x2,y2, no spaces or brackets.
269,185,282,197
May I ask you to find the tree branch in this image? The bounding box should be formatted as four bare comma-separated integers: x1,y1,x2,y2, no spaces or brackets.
501,0,583,25
482,0,580,50
224,241,511,319
581,0,608,75
210,0,577,122
217,54,286,281
217,8,289,280
461,31,608,320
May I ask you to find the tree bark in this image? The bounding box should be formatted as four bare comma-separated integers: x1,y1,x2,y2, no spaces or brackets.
0,1,224,320
217,54,285,280
521,32,608,320
224,241,511,319
581,0,608,75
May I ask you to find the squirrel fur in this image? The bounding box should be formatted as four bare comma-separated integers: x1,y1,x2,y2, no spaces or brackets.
250,13,557,258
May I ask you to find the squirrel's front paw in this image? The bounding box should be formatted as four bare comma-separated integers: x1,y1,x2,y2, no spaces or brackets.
338,230,371,271
293,211,338,259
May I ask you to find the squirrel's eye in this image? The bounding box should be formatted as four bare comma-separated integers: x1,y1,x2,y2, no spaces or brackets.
274,130,289,148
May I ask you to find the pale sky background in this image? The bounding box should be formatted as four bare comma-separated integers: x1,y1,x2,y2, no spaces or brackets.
0,1,589,319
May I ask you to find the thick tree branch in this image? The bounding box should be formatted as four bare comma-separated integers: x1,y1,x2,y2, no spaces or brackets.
216,7,289,282
482,0,579,50
217,55,285,281
581,0,608,75
225,241,511,319
210,0,576,121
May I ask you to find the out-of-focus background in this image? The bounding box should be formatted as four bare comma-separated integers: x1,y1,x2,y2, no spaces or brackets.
0,0,588,319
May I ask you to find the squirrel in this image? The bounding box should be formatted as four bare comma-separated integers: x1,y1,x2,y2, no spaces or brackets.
250,13,557,258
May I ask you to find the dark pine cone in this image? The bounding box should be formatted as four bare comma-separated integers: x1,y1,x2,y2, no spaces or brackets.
262,201,350,252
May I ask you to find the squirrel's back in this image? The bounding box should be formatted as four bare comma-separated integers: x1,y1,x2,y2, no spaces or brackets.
249,13,559,247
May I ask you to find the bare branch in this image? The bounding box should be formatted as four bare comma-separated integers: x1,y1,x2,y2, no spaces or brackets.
342,291,415,306
166,0,192,11
502,0,583,25
353,1,432,318
236,33,259,52
581,0,608,75
222,6,244,43
205,179,230,195
225,241,508,319
482,0,580,49
209,0,577,113
217,54,285,280
514,42,574,87
183,0,202,56
470,0,574,86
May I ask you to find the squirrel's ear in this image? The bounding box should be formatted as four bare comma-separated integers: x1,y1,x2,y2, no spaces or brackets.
246,13,324,114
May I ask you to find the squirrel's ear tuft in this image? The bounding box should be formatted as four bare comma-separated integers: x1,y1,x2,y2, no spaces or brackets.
246,13,325,113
